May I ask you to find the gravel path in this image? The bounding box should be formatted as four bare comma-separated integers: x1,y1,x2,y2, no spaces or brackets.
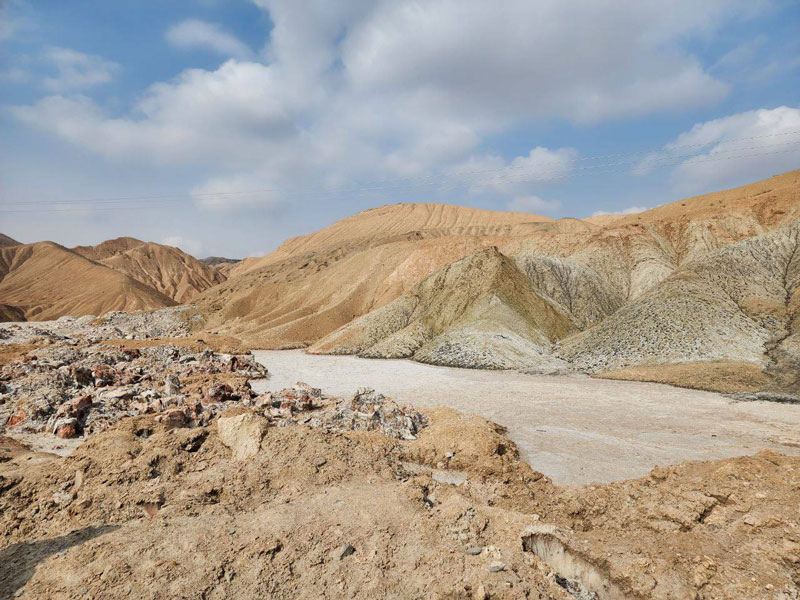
253,350,800,485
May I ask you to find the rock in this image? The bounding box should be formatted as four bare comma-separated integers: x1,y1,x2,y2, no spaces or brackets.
217,412,269,460
488,562,505,572
205,382,235,403
163,374,181,396
71,394,92,412
338,544,356,560
473,584,487,600
157,409,188,430
466,546,483,555
54,417,80,439
6,410,26,428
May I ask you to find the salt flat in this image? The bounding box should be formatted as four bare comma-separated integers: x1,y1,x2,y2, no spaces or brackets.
253,350,800,485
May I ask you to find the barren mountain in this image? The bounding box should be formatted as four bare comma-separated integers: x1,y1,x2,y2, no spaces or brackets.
197,172,800,357
0,242,175,321
72,237,225,303
0,234,21,249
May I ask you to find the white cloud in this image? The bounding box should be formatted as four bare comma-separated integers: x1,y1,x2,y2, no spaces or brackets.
42,47,118,91
10,0,767,209
0,0,32,41
507,196,562,214
166,19,253,59
161,235,204,257
456,147,577,195
592,206,649,217
639,106,800,194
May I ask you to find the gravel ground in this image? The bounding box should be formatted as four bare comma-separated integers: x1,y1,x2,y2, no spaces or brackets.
253,350,800,485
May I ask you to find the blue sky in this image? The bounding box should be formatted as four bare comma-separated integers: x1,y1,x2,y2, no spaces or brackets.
1,0,799,258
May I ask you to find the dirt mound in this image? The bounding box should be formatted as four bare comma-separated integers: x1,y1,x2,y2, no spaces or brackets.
73,237,225,303
311,247,577,369
1,400,797,599
0,242,176,321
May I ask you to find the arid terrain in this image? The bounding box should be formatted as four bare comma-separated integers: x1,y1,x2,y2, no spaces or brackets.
2,171,800,598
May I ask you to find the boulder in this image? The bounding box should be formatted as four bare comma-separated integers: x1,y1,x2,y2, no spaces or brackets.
217,412,269,460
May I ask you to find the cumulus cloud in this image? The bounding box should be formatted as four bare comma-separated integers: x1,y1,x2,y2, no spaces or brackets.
166,20,254,59
9,0,767,208
507,196,562,214
592,206,649,217
42,47,118,91
456,147,577,195
639,106,800,193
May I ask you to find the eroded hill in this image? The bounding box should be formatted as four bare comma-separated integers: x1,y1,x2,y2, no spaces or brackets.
0,242,176,321
72,237,225,303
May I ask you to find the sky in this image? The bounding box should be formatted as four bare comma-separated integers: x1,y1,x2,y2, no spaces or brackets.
1,0,799,259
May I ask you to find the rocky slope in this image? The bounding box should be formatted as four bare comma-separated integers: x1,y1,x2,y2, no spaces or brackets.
0,242,176,321
558,223,800,381
73,237,225,303
311,247,577,370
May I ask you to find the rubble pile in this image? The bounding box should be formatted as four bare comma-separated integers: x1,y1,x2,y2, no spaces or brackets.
1,341,268,439
0,306,193,346
250,384,428,440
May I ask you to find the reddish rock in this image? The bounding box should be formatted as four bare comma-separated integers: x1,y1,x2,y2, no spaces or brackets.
6,410,26,428
71,394,93,412
54,418,80,439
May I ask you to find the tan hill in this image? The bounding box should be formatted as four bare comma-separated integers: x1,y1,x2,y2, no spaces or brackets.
231,202,553,278
558,222,800,391
0,234,21,248
72,237,225,303
0,242,175,321
189,169,800,394
310,247,577,369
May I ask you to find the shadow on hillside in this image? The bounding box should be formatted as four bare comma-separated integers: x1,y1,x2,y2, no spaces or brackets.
0,524,119,598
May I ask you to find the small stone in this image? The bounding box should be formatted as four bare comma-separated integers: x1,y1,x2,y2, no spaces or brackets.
466,546,483,555
473,584,487,600
488,561,505,572
338,544,356,560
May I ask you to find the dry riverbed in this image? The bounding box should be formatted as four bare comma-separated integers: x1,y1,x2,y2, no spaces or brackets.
253,350,800,485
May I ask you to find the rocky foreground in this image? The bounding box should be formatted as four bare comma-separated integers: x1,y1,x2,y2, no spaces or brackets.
0,312,799,598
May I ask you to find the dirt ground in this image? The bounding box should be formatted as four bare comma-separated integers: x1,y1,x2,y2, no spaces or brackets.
252,350,800,485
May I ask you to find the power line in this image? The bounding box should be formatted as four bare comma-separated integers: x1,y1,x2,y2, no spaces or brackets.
2,144,798,214
3,129,799,209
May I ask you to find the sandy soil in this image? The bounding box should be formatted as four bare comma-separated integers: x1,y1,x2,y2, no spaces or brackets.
253,350,800,485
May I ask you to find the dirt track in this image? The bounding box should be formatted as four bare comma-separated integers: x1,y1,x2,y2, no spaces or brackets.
253,350,800,485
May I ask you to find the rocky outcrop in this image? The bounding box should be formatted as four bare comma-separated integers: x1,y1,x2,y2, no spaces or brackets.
311,247,577,369
558,222,800,379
